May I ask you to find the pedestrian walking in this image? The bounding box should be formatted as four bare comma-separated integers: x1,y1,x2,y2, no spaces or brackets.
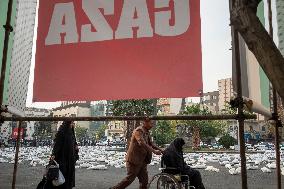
50,121,79,189
110,118,163,189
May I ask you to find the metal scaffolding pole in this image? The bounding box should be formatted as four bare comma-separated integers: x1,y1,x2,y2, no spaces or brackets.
230,0,248,188
267,0,281,188
4,114,256,188
0,114,256,122
11,121,23,189
0,0,14,106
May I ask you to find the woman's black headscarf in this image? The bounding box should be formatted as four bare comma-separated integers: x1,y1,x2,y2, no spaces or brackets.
167,137,185,156
58,121,73,133
162,138,186,173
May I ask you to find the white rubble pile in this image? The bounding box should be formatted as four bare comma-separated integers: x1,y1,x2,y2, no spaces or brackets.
0,147,282,175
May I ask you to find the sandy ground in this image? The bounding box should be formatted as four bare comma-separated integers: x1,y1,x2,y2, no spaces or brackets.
0,162,282,189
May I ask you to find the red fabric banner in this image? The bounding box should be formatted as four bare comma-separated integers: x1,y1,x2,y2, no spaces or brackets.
34,0,202,101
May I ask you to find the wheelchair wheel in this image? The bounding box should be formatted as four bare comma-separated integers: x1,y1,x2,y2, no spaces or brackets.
147,173,181,189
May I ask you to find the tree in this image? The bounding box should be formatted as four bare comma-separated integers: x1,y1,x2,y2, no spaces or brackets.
218,133,237,149
33,121,52,140
221,102,237,115
152,120,176,146
179,104,226,149
201,120,226,141
74,126,88,141
96,124,108,140
231,0,284,104
111,99,155,147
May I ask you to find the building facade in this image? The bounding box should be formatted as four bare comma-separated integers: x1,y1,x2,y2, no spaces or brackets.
218,78,234,111
61,101,88,107
7,0,37,110
0,0,17,105
52,102,91,129
24,107,51,140
276,0,284,55
105,121,126,141
157,98,189,115
227,120,273,143
276,0,284,139
202,91,219,113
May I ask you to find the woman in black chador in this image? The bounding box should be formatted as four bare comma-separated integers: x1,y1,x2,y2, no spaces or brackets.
51,121,79,189
162,138,205,189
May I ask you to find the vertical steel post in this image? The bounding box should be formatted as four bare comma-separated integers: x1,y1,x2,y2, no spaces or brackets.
12,121,23,189
267,0,281,188
273,92,281,189
0,0,14,106
230,0,248,188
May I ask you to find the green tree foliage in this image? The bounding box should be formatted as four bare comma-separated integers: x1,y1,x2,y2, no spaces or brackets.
201,120,226,140
96,124,108,140
221,101,254,115
179,104,226,141
75,126,88,141
152,120,176,146
33,121,52,139
218,133,237,149
111,99,155,116
220,102,237,115
111,99,156,143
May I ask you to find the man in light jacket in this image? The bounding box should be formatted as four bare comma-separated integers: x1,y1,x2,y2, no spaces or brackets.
110,118,163,189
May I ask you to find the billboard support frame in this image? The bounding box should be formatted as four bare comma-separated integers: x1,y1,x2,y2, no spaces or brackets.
0,0,14,106
267,0,282,188
0,0,281,189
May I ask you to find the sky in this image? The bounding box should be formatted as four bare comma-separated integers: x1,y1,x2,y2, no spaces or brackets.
25,0,233,109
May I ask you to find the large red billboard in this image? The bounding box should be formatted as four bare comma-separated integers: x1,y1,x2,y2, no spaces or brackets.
33,0,202,101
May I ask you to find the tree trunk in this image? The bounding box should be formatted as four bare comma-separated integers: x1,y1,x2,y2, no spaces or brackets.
125,120,141,149
231,0,284,104
192,126,200,150
125,120,133,149
179,98,186,114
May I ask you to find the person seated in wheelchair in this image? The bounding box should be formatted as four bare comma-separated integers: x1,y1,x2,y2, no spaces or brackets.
161,138,205,189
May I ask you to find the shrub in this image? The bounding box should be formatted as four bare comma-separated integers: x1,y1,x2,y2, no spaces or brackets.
218,134,237,149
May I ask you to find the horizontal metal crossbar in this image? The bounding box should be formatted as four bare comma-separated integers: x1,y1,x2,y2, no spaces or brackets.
0,114,257,122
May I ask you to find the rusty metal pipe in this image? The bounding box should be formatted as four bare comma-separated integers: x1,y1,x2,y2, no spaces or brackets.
230,0,248,188
267,0,281,188
11,121,23,189
0,0,14,106
0,114,256,122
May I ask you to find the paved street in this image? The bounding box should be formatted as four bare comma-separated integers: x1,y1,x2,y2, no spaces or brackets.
0,162,282,189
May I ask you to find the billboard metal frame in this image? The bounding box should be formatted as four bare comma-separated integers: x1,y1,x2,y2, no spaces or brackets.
0,0,282,189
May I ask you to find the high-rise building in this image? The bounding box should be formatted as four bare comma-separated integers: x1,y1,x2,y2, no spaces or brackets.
0,0,37,144
276,0,284,55
0,0,17,105
276,0,284,139
218,78,234,111
7,0,37,111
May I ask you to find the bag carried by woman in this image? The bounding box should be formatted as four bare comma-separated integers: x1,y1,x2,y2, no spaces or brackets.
36,160,65,189
48,160,65,186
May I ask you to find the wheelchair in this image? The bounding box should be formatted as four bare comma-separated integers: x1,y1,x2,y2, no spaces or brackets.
147,167,195,189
